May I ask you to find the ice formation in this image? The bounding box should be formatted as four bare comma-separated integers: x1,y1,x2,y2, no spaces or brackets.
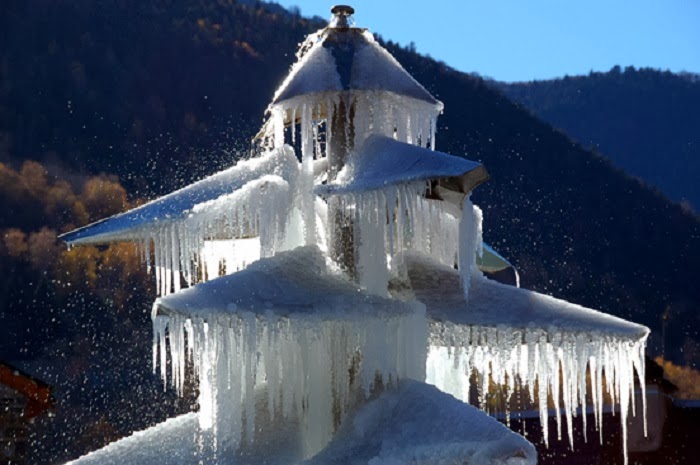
406,252,648,464
152,247,427,459
61,146,302,295
60,7,651,465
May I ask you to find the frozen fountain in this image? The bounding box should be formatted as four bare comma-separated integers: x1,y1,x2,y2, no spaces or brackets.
62,6,649,465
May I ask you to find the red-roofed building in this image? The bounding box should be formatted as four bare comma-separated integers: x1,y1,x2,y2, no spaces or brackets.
0,362,53,465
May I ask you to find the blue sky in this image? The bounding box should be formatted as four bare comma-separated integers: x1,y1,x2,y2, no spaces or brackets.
272,0,700,82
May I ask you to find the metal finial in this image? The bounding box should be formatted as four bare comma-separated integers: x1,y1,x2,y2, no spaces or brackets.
331,5,355,15
330,5,355,28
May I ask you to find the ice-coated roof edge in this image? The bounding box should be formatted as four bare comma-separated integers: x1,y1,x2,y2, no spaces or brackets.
404,251,650,340
315,134,488,197
154,245,423,320
478,243,515,273
60,146,299,246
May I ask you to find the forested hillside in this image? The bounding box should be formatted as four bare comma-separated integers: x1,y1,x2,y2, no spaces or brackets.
1,0,323,193
2,1,699,462
499,68,700,211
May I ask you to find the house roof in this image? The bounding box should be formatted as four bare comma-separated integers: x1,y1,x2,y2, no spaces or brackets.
65,382,537,465
303,380,536,465
0,361,54,419
65,413,200,465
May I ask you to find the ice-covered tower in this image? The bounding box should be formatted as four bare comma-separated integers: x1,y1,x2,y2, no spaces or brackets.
260,4,487,294
62,6,649,465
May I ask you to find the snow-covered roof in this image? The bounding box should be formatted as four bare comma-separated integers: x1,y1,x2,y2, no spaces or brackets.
65,381,536,465
404,252,649,339
303,380,536,465
315,135,488,197
65,413,199,465
154,245,416,319
272,27,441,107
60,146,299,246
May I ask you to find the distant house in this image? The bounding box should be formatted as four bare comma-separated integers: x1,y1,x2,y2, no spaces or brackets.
0,362,53,465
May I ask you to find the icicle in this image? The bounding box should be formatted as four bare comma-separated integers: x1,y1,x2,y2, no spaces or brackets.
313,110,321,161
152,306,162,375
576,335,589,443
300,104,317,245
152,297,426,460
164,225,173,295
144,236,152,274
427,324,648,465
635,344,648,438
272,106,285,148
159,316,168,389
153,229,162,295
171,225,181,293
325,97,333,160
354,191,389,296
385,188,397,256
458,196,479,299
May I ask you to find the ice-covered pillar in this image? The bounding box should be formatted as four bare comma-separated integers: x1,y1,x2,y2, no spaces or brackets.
328,95,356,276
324,6,358,277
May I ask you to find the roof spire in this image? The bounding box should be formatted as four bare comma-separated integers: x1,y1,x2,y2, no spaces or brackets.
330,5,355,28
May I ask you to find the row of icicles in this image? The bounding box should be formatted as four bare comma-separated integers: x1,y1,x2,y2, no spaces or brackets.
428,324,647,465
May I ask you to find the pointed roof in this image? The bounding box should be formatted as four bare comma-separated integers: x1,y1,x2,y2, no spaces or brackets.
272,26,441,107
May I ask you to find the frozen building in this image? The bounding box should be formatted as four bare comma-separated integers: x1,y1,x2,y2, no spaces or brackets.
61,6,649,465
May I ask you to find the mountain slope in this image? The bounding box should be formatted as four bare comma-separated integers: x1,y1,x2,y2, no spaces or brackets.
499,68,700,211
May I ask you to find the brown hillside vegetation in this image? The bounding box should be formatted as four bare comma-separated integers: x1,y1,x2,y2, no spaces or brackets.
655,357,700,399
